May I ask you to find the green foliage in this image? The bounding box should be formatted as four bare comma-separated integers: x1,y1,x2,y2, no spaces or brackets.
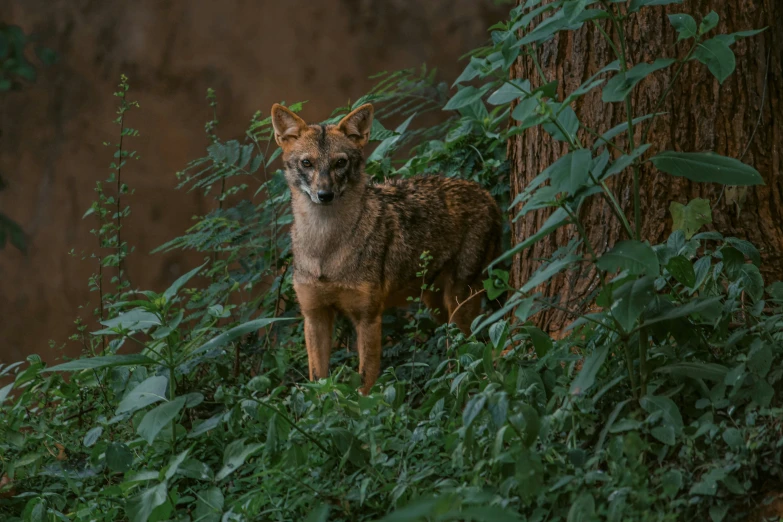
0,3,778,522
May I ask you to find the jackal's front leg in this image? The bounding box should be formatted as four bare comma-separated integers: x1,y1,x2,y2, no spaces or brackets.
356,316,382,395
303,308,335,381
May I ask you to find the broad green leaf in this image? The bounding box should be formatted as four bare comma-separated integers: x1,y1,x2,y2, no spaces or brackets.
640,296,721,327
522,325,552,358
216,439,263,481
443,85,490,111
549,149,592,195
116,375,169,415
567,493,596,522
739,264,764,301
655,362,728,382
668,13,697,41
98,309,161,332
693,37,735,84
177,459,214,481
689,468,724,496
751,380,774,407
162,261,208,302
189,317,295,358
651,151,763,186
43,354,156,373
640,395,683,432
666,255,696,287
661,469,683,497
463,394,487,429
137,397,186,445
726,237,761,266
670,198,712,239
699,11,719,34
570,345,609,396
106,442,134,472
126,482,169,522
495,207,570,267
629,0,682,13
378,497,439,522
602,59,675,102
488,79,531,105
522,255,580,293
710,505,729,522
610,276,655,332
0,382,13,406
459,506,524,522
597,240,659,276
651,425,676,445
83,426,103,448
193,486,224,522
542,105,580,142
722,427,744,450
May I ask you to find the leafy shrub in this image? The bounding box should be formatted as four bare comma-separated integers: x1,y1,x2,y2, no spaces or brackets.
0,2,780,522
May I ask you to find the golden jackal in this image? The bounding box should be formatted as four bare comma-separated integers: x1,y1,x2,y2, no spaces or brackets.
271,103,502,394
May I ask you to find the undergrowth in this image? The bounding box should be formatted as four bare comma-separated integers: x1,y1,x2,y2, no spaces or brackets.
1,2,780,522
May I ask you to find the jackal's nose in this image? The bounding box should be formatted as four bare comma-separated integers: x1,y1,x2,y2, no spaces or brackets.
317,190,334,203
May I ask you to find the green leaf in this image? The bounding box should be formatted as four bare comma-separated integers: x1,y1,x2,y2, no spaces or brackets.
216,439,263,481
640,296,721,327
548,150,592,195
522,255,580,293
488,79,530,105
0,382,14,406
669,198,712,239
189,317,295,358
137,397,186,445
651,151,763,186
443,85,490,111
98,309,161,332
640,395,683,433
193,486,224,522
106,442,134,472
570,345,609,396
162,261,208,302
610,276,655,332
593,114,662,150
693,37,735,84
629,0,682,13
83,426,103,448
722,427,744,450
751,380,774,407
655,362,728,382
43,354,156,373
542,105,580,142
463,394,487,429
495,208,570,267
739,264,764,301
126,482,169,522
666,255,696,287
699,11,719,35
567,493,596,522
651,425,676,445
710,504,729,522
116,375,169,416
668,13,697,41
602,59,675,102
368,113,416,162
597,240,659,276
177,459,214,481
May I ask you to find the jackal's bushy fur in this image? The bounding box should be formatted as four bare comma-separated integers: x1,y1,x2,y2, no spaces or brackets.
271,103,502,394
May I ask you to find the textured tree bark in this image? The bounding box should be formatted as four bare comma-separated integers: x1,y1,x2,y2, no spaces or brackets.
509,0,782,332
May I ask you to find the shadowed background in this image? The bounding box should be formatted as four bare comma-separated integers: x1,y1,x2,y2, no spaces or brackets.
0,0,507,364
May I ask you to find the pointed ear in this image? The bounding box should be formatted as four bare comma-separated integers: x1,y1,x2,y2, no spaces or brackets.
337,103,374,147
271,104,307,148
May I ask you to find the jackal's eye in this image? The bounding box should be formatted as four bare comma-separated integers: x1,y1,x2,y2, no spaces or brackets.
301,159,312,168
335,158,348,168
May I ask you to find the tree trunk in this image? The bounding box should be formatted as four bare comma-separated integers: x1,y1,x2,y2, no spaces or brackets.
509,0,782,332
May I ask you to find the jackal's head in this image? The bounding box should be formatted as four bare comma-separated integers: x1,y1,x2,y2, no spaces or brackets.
270,103,373,206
